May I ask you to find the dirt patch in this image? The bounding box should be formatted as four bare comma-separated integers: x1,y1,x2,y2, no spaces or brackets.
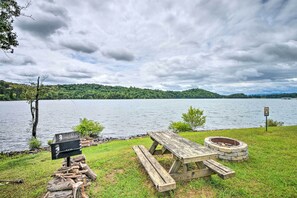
105,169,125,184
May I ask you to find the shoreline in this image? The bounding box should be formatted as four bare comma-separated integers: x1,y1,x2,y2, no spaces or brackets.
0,133,149,156
1,125,295,156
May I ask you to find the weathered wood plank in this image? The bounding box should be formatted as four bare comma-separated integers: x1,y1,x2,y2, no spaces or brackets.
170,168,213,181
133,146,165,186
138,146,176,185
169,160,182,174
162,132,218,159
195,162,206,169
161,146,169,154
148,131,218,162
150,132,186,157
204,159,235,179
133,145,176,192
149,140,159,154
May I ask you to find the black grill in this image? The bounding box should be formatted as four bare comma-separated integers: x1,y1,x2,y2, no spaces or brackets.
50,132,82,160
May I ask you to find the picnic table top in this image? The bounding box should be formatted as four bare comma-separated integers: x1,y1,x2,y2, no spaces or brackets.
148,131,218,163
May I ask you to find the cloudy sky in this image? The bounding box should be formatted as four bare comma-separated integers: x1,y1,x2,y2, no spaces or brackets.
1,0,297,94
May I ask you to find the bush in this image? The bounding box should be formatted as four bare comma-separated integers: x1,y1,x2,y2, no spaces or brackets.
29,137,42,150
267,119,284,127
182,106,206,130
73,118,104,137
169,121,192,132
47,139,53,146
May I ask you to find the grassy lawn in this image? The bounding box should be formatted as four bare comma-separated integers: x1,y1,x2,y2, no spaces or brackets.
1,126,297,198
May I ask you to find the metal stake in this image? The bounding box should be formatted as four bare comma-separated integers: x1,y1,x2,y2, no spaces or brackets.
265,116,268,131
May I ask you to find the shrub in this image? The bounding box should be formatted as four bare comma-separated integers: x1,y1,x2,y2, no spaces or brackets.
73,118,104,137
182,106,206,130
29,137,42,150
267,119,284,127
47,139,53,146
169,121,192,132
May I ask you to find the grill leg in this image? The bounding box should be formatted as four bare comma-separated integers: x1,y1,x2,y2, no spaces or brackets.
67,157,71,167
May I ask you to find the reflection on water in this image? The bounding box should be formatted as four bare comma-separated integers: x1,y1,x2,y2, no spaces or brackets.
0,99,296,152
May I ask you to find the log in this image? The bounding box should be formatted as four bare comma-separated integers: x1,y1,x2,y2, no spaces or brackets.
79,170,89,174
57,175,82,179
58,166,72,173
43,191,50,198
47,178,75,192
73,155,86,163
62,162,80,167
82,192,89,198
47,190,73,198
0,179,24,184
80,163,97,181
71,166,80,169
72,181,83,198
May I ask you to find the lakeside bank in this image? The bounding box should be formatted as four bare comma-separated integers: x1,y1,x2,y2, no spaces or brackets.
1,126,296,197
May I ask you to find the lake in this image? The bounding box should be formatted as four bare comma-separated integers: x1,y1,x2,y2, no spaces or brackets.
0,99,296,152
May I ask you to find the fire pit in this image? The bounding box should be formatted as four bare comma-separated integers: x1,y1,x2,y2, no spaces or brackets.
204,136,248,162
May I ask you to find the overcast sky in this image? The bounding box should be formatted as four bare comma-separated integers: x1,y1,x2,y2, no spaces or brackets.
1,0,297,94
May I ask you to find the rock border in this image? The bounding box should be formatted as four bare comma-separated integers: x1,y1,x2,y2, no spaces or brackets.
204,136,248,162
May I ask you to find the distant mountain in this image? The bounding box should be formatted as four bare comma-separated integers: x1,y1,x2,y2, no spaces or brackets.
0,80,296,101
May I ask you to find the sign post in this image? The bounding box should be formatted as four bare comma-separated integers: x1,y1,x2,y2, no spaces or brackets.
264,107,269,131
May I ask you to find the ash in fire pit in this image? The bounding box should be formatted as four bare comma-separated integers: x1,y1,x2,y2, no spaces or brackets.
211,137,240,147
204,137,248,162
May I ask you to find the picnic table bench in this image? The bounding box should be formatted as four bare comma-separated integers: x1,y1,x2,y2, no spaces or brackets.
133,131,235,192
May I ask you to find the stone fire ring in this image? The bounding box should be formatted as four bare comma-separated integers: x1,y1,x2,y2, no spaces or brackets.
204,136,248,162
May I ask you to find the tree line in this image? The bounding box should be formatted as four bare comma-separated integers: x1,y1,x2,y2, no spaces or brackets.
0,80,296,101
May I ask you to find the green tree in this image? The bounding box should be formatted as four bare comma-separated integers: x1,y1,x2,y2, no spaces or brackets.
73,118,104,137
182,106,206,130
0,0,21,53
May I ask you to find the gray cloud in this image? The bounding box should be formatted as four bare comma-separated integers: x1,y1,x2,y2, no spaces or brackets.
39,3,68,19
102,49,135,61
61,40,98,53
2,0,297,94
16,1,69,38
263,42,297,61
0,56,36,66
17,15,67,38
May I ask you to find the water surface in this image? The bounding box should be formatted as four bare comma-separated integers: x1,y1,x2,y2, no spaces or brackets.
0,99,296,152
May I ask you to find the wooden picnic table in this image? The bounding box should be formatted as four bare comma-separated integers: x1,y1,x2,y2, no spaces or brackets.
133,131,235,192
148,131,226,181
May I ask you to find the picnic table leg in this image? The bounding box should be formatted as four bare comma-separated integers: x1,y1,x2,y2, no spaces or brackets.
195,162,206,169
196,162,211,180
169,160,182,174
149,140,159,154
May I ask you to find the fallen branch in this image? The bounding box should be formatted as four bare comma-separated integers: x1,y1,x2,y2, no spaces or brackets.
0,179,24,184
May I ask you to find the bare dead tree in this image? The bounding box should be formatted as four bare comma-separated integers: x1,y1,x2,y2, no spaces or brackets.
31,76,40,138
27,75,49,138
